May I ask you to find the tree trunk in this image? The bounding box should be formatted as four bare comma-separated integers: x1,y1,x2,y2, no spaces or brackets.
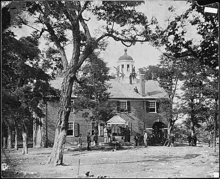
213,97,218,152
36,121,43,147
190,121,195,136
33,119,37,147
47,74,74,166
14,125,18,150
3,137,7,149
7,125,12,149
43,103,48,148
22,124,28,155
167,122,171,138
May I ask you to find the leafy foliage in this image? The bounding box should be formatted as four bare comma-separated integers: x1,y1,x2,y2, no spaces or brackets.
2,10,59,144
73,53,115,123
150,2,219,137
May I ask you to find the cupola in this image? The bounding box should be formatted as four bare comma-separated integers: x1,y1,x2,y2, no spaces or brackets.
116,49,135,84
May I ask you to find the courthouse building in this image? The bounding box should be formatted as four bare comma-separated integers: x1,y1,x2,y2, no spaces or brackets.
44,49,168,146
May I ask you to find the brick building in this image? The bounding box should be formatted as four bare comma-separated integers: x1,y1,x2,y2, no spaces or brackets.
45,49,168,146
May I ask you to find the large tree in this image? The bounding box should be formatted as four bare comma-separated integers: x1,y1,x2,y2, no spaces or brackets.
150,2,218,143
73,53,115,130
2,32,54,153
19,1,159,165
139,60,183,143
179,2,218,144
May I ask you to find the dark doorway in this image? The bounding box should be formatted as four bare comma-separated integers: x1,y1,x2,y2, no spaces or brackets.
150,122,166,145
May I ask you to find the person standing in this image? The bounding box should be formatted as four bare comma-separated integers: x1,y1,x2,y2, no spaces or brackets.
144,130,148,147
104,126,108,143
170,134,175,147
192,134,197,146
93,133,98,146
187,134,192,146
78,134,82,150
87,132,91,151
107,128,111,142
134,134,139,147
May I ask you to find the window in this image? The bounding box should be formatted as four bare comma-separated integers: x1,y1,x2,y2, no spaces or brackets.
117,101,131,112
121,64,124,69
120,101,127,111
67,122,73,136
127,64,130,72
146,101,157,113
67,122,80,136
99,124,104,137
149,102,156,112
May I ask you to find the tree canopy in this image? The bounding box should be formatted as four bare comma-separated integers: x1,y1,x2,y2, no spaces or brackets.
73,53,115,123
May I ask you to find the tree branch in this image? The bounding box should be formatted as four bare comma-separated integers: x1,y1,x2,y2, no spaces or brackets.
77,1,90,20
18,17,41,32
43,2,68,70
98,33,149,47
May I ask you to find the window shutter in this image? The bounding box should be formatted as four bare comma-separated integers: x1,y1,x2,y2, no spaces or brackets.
127,101,131,113
74,123,79,137
156,102,159,113
146,101,150,113
117,101,120,112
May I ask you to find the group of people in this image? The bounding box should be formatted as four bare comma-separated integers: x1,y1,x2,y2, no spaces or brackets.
134,130,148,147
77,132,99,151
134,131,176,147
187,134,197,146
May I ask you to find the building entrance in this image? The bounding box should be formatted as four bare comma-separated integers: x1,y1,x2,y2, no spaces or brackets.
149,122,167,145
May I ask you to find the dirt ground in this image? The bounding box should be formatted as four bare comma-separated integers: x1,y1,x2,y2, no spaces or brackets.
1,143,219,178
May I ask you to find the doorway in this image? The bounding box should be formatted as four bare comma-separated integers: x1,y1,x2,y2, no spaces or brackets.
150,122,166,145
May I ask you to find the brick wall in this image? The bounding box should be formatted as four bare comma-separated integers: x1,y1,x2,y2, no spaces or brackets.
44,99,166,146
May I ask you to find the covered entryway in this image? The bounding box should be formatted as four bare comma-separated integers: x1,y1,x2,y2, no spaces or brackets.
107,115,131,142
150,121,167,145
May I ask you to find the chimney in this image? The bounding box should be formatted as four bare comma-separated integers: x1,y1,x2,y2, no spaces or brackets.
140,73,145,96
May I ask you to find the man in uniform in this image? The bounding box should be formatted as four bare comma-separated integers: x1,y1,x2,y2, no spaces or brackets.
87,132,91,151
144,130,148,147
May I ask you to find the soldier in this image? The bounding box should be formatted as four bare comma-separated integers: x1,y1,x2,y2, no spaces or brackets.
87,132,91,151
187,134,192,146
134,134,139,147
93,133,98,146
170,134,175,147
144,130,148,147
192,134,197,146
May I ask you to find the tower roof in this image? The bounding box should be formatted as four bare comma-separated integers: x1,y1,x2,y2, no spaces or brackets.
118,49,133,61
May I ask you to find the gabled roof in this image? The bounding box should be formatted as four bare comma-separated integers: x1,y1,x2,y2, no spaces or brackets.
107,79,168,99
107,115,127,125
49,78,168,99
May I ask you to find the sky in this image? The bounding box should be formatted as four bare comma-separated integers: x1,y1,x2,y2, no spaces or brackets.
9,0,196,75
101,0,191,74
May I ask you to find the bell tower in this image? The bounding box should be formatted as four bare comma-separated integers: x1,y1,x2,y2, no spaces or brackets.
117,49,135,83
